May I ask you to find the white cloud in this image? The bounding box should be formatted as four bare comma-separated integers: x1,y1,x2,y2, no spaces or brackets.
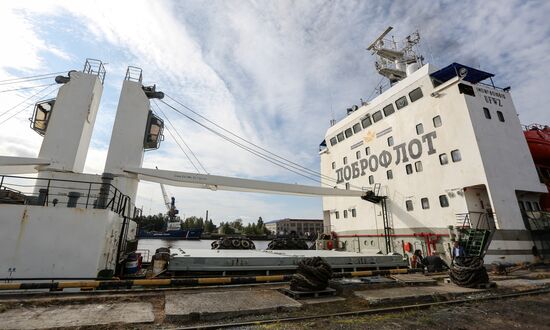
1,0,549,221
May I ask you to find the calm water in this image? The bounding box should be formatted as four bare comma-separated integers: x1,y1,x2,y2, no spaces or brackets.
136,239,270,261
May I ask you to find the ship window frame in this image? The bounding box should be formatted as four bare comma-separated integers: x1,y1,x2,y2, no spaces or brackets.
344,210,348,218
497,110,505,122
365,146,371,156
534,202,541,211
433,115,442,128
383,104,395,117
345,128,353,138
439,195,449,208
518,201,525,212
330,137,338,146
337,132,345,142
352,122,362,133
351,208,357,217
387,136,394,146
356,150,361,160
387,170,393,180
409,87,423,102
395,96,408,110
368,175,374,185
361,115,372,129
343,156,348,165
416,123,424,135
526,201,533,211
483,107,491,119
406,200,414,211
439,153,449,165
421,197,430,210
345,182,350,190
451,149,462,162
331,161,335,169
372,110,383,123
406,164,413,175
335,211,340,219
415,161,423,172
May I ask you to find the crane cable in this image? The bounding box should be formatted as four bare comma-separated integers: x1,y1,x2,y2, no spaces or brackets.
151,102,204,174
157,99,342,187
0,84,60,127
0,71,66,86
160,95,361,189
0,83,57,120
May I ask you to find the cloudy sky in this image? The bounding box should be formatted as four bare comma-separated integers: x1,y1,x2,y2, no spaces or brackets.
0,0,549,224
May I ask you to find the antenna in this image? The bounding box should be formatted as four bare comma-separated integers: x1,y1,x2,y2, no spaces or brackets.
367,27,423,85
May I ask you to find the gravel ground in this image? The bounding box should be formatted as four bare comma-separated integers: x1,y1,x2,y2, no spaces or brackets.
249,292,550,330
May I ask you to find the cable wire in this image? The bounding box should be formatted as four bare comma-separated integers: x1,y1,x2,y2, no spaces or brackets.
151,103,202,173
0,83,57,94
158,99,334,186
0,85,59,126
0,71,65,86
162,94,354,188
152,101,208,174
0,83,57,120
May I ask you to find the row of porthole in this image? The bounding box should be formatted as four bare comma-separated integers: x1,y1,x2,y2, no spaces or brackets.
328,87,424,147
332,113,444,170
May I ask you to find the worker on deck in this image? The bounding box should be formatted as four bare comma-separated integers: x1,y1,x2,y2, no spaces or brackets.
452,241,466,261
422,252,450,273
410,249,424,269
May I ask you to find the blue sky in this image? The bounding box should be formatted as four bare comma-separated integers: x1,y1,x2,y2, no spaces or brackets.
0,0,549,224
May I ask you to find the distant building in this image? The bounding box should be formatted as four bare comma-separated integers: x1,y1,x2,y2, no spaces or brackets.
264,218,323,237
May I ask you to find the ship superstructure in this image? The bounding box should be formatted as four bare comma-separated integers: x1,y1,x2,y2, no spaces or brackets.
320,28,548,263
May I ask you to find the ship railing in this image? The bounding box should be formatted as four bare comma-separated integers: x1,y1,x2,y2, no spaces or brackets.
455,211,496,230
0,174,136,219
83,58,106,84
523,210,550,231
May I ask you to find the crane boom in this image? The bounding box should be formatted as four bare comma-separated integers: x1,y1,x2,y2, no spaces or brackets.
159,182,171,212
124,167,367,198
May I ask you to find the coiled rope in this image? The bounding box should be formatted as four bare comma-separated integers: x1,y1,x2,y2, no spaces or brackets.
267,238,310,250
290,257,333,292
211,237,256,250
450,256,489,288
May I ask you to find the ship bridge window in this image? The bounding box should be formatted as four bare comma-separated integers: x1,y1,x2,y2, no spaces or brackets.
345,183,350,190
409,87,423,102
421,198,430,209
330,137,337,146
144,111,164,150
406,164,413,175
387,136,394,146
526,201,533,211
483,107,491,119
387,170,393,180
372,110,383,123
396,96,408,110
458,83,476,96
331,161,336,169
351,208,357,217
416,123,424,135
365,146,371,156
433,115,442,128
534,202,541,211
335,211,340,219
344,210,348,218
439,153,449,165
356,150,361,159
343,156,348,165
369,175,374,185
497,111,505,122
415,161,423,172
353,122,362,133
345,128,353,138
361,115,372,128
451,149,462,162
383,104,395,117
439,195,449,207
406,200,414,211
337,132,345,142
